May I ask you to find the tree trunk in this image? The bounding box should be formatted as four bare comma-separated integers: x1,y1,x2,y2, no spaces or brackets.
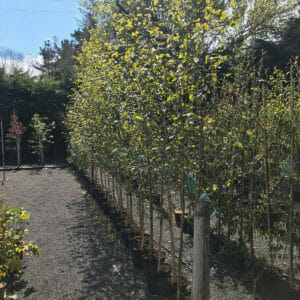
138,177,145,248
39,141,44,165
162,111,176,283
157,210,163,273
239,173,244,246
105,172,109,199
125,176,130,224
112,174,116,208
177,172,185,300
166,176,176,282
100,169,103,189
263,85,274,269
288,62,296,287
148,168,154,255
16,136,21,167
157,175,164,273
218,196,221,237
117,174,123,218
90,159,95,185
129,172,133,224
249,178,254,260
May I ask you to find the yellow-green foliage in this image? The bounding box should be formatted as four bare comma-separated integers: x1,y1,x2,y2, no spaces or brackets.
0,206,40,278
66,0,299,277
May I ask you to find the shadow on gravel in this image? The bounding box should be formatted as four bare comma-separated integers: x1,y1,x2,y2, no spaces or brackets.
69,166,186,299
64,182,155,299
211,236,300,300
29,169,43,175
175,212,300,300
4,166,155,299
6,272,37,298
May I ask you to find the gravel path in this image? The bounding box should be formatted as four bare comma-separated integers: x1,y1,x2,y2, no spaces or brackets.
1,168,156,300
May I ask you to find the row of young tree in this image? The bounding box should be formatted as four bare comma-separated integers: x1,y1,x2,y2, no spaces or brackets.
5,113,55,166
66,0,300,296
1,0,299,162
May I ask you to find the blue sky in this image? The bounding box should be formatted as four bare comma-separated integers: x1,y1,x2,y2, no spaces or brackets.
0,0,82,57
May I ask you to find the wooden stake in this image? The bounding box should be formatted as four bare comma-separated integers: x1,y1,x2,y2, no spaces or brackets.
192,196,210,300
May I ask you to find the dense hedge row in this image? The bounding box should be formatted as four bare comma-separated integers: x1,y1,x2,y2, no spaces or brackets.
66,0,300,296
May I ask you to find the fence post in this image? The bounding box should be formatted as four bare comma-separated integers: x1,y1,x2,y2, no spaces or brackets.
0,119,5,181
193,194,210,300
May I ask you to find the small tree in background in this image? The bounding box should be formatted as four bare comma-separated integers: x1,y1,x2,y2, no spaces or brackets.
29,114,55,165
6,114,26,167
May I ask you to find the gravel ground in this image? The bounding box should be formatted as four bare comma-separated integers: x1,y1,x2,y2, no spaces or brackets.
2,167,297,300
1,168,157,300
99,171,300,300
100,172,252,300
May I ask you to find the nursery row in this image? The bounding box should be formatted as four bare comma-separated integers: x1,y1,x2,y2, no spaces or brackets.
66,0,300,297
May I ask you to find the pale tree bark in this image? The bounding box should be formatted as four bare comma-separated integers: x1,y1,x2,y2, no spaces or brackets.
16,136,21,167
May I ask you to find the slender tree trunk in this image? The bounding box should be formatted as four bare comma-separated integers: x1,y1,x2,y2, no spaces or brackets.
148,167,154,255
157,175,164,273
117,173,123,218
105,172,109,199
218,192,221,237
107,173,111,199
167,174,176,282
162,111,176,283
16,137,21,167
39,140,44,165
249,177,254,260
263,85,274,269
239,202,243,245
129,172,133,225
94,166,98,185
138,177,145,248
139,195,145,248
100,169,103,189
157,209,164,273
288,63,296,287
125,175,130,223
150,202,154,253
112,174,116,208
288,148,294,287
90,159,95,185
239,173,244,246
177,172,185,300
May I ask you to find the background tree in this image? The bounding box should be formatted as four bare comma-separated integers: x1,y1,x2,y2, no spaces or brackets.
254,16,300,71
6,114,26,167
29,114,55,165
34,39,58,77
0,47,24,73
